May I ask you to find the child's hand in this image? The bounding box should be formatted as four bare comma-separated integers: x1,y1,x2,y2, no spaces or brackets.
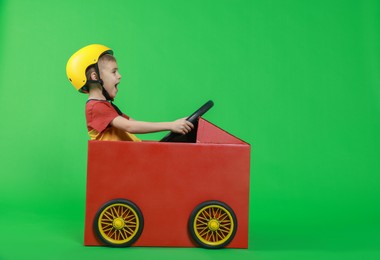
171,118,194,135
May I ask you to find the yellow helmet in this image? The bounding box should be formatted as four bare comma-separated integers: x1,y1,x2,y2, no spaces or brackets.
66,44,113,93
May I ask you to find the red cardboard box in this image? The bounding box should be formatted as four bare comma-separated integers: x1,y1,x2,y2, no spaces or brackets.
84,118,250,248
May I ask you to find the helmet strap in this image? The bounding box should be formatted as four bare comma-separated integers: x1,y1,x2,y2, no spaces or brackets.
93,63,114,101
86,61,122,115
101,86,113,102
95,62,122,115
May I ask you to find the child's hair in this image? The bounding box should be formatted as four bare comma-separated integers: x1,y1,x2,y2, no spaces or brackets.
99,53,117,66
85,54,117,80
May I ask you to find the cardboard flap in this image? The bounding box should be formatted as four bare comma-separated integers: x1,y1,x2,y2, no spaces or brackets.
196,118,248,145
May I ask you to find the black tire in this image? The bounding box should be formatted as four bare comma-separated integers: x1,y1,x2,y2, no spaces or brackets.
94,199,144,247
188,200,237,249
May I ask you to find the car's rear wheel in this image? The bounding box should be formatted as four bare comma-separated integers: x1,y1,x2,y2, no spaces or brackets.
94,199,144,247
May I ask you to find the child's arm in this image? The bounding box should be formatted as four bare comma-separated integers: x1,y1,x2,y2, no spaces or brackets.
111,116,194,135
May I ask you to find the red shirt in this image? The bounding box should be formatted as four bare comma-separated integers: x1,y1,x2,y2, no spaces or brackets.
85,100,141,141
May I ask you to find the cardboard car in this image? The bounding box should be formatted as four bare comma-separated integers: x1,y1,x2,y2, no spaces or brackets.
84,101,251,248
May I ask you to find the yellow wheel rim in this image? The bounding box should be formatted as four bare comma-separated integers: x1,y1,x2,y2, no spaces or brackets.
98,203,140,245
193,204,235,246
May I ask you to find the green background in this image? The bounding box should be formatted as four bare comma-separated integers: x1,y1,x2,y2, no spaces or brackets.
0,0,379,259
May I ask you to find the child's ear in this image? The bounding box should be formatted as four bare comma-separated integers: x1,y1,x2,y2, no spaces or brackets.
90,71,98,80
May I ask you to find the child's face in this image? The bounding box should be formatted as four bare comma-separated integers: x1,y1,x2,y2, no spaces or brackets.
99,60,122,99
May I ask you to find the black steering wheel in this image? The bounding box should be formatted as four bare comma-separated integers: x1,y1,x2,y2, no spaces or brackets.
160,100,214,142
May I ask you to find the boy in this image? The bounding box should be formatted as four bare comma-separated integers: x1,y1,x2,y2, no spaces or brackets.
66,44,193,141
